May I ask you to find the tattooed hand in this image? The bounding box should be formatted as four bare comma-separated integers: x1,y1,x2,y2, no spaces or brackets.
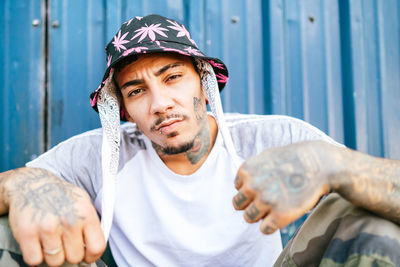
233,140,400,234
0,167,105,266
233,141,336,234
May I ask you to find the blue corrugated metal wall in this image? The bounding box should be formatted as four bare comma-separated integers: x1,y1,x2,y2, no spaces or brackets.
1,0,399,169
0,0,45,171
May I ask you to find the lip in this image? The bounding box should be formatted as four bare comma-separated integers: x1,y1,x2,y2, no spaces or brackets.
156,118,183,134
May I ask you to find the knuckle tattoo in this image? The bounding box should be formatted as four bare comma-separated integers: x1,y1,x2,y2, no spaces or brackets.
246,205,260,221
234,192,247,208
262,218,279,234
262,225,276,234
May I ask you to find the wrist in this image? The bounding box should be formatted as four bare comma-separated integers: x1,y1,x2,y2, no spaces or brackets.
326,145,355,194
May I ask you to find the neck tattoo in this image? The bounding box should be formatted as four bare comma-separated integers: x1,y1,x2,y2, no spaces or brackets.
185,97,210,164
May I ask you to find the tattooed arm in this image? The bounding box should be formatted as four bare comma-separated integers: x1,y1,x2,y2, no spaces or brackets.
0,167,105,266
232,140,400,234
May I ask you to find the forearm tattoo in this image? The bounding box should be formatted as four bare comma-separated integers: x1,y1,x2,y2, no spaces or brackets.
240,141,400,224
332,152,400,223
6,168,83,225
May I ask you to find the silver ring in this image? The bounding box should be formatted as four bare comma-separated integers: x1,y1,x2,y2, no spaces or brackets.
43,246,62,255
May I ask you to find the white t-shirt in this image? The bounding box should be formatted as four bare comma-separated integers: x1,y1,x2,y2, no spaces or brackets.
98,131,282,266
27,114,340,266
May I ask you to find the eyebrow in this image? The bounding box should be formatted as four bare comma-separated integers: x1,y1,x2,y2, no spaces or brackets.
154,62,184,76
120,79,145,91
120,62,185,91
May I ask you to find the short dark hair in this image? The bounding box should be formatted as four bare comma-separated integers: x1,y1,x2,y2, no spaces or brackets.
114,55,138,75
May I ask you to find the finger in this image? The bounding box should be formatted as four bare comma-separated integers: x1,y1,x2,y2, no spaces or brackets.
10,215,44,266
18,232,43,266
234,172,243,190
260,214,281,235
83,217,106,263
62,223,85,264
232,186,254,210
244,200,271,223
234,167,250,190
40,221,65,266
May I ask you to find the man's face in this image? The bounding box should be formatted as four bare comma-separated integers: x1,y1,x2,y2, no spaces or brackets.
116,53,208,154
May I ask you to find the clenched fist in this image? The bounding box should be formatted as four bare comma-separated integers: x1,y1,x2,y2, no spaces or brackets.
233,141,338,235
1,168,106,266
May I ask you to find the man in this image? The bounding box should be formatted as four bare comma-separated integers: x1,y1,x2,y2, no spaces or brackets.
0,14,399,266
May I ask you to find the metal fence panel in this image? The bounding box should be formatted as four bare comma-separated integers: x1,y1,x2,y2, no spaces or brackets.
265,0,344,143
0,0,45,171
341,0,400,158
48,0,104,147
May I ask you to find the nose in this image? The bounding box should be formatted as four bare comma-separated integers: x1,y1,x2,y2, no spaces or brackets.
149,84,175,114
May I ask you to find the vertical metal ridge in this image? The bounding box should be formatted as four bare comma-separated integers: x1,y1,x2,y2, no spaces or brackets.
320,0,329,134
245,0,253,114
44,0,49,151
0,0,11,168
339,0,356,150
87,0,93,94
373,0,384,157
261,0,271,115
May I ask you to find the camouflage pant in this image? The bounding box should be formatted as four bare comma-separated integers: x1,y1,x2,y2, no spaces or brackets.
274,193,400,267
1,194,399,266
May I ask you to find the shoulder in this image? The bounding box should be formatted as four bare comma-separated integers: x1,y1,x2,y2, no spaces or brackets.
27,122,148,173
225,113,341,158
226,113,325,135
49,122,147,150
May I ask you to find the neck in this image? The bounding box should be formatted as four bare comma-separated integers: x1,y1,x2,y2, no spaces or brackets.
155,115,218,175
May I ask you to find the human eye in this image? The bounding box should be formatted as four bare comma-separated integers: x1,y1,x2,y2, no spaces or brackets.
127,88,145,97
165,73,182,82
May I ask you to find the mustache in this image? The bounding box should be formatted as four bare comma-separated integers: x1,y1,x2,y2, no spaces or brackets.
150,113,189,132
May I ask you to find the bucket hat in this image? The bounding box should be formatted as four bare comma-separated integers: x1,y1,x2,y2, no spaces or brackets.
90,14,229,121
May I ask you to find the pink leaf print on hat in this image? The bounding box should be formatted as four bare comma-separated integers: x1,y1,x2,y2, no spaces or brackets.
216,73,228,83
160,47,190,56
107,54,112,67
208,60,225,69
132,23,168,43
125,19,133,26
90,92,98,107
112,30,130,52
184,47,203,56
122,47,148,56
125,16,142,26
166,19,197,46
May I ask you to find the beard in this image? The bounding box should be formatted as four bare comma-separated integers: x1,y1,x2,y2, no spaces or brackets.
151,132,197,155
161,140,195,155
